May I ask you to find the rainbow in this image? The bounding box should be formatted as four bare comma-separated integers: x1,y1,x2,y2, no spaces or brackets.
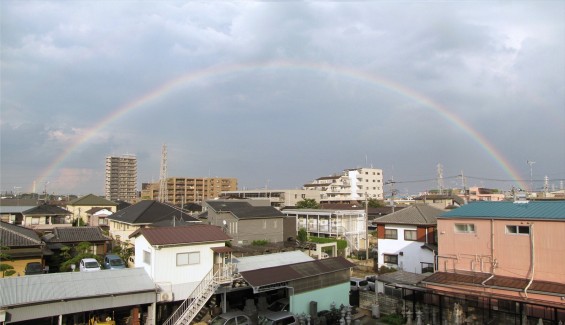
35,60,528,191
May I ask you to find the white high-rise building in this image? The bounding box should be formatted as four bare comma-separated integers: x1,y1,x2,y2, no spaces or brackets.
105,155,137,203
303,167,384,203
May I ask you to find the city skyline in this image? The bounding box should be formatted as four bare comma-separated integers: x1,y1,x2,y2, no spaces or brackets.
1,1,564,196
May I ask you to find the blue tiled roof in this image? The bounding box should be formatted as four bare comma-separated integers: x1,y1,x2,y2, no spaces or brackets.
440,201,565,220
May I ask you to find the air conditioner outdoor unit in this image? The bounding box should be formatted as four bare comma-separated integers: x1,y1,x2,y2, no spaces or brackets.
159,291,173,302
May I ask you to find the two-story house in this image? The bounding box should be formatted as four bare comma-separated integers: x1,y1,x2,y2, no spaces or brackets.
130,224,232,324
106,200,200,243
66,194,118,225
422,201,565,324
374,204,442,274
204,200,287,245
21,205,72,232
0,221,45,277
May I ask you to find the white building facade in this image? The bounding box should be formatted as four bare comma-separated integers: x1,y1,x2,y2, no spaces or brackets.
303,167,384,203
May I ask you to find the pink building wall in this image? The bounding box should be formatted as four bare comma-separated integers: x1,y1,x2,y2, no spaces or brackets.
437,218,565,284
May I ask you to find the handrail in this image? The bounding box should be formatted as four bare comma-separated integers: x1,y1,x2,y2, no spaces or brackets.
162,265,234,325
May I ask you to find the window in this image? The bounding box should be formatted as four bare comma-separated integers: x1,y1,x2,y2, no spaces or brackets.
455,223,475,233
384,254,398,265
506,225,530,235
421,262,434,273
404,230,417,241
384,229,398,239
31,217,40,225
143,250,151,265
177,252,200,266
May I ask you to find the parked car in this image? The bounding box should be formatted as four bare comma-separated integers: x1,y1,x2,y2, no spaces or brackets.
258,311,298,325
209,311,251,325
103,254,126,269
268,298,289,312
79,258,101,272
350,277,370,291
364,274,377,291
24,262,44,275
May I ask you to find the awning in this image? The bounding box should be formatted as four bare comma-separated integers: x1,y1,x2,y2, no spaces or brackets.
211,246,233,253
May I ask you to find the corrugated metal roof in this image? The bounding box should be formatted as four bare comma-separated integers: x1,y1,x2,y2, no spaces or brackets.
440,201,565,220
130,224,231,245
0,268,155,307
0,221,42,247
233,251,314,272
374,204,443,225
239,256,355,287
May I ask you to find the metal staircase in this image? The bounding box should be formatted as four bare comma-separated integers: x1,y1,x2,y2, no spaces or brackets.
162,264,235,325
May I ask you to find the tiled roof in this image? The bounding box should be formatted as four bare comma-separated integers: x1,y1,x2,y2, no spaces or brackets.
23,205,71,216
240,256,355,287
107,200,199,225
207,201,284,219
373,204,442,225
440,201,565,220
422,271,565,296
44,226,111,243
68,194,117,206
130,224,231,245
0,222,42,247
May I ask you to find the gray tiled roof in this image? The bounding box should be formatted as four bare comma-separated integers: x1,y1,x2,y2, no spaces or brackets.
130,224,230,245
207,201,284,219
68,194,117,206
44,227,111,243
107,200,199,225
0,222,42,247
373,204,442,226
23,205,71,216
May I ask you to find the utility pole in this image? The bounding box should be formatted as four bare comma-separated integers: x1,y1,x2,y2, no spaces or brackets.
365,192,369,261
436,163,444,195
158,144,168,203
527,160,536,195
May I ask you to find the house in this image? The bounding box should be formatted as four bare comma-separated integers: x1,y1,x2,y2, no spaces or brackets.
85,207,114,228
460,186,506,202
204,200,287,245
0,198,38,225
374,204,442,274
66,194,118,225
129,224,231,302
0,221,45,277
106,200,200,243
42,226,112,256
21,204,72,232
282,208,366,252
422,201,565,324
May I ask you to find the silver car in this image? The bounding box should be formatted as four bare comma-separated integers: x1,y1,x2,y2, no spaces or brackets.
209,311,251,325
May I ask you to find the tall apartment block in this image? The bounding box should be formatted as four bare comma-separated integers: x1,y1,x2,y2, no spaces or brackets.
303,167,384,203
105,155,138,203
141,177,238,205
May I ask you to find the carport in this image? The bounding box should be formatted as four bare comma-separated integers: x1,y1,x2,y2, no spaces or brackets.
0,268,156,324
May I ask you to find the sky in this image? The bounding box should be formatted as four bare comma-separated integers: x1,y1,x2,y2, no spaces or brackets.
1,1,564,198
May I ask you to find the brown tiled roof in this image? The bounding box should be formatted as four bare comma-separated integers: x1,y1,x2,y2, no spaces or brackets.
240,256,355,287
130,224,231,245
423,271,565,296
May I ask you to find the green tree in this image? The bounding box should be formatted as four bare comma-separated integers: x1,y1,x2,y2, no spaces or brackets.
111,240,134,267
366,198,385,208
0,246,16,277
297,228,308,243
60,242,100,272
296,198,320,209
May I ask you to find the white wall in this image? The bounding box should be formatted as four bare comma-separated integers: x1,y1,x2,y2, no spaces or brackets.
377,225,434,274
134,235,224,300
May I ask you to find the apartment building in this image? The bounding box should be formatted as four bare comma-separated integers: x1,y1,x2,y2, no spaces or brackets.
141,177,237,205
221,189,321,208
303,167,384,203
105,155,137,203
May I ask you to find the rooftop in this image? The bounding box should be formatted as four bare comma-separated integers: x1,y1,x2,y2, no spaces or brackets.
373,204,443,225
130,224,231,245
0,221,42,247
440,201,565,220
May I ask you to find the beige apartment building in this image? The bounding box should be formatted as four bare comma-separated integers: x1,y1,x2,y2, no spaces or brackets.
141,177,237,205
105,155,137,203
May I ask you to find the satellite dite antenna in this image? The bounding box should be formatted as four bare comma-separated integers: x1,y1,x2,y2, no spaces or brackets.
527,160,536,193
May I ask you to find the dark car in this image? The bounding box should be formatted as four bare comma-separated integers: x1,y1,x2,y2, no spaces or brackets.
24,262,44,275
103,254,126,269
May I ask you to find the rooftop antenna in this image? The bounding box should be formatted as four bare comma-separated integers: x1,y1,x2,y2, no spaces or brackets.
158,144,168,203
527,160,535,194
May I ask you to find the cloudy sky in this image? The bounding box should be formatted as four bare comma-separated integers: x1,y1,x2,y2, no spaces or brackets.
1,1,564,197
